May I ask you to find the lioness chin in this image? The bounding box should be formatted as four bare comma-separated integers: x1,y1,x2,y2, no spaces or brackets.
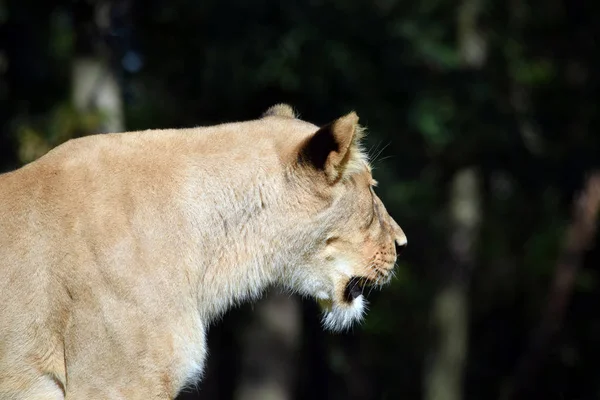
0,104,406,399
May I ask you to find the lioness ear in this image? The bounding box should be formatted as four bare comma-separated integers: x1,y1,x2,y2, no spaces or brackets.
262,104,296,118
299,111,363,183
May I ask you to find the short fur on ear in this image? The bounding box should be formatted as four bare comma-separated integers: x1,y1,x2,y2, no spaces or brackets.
262,104,297,119
299,112,367,183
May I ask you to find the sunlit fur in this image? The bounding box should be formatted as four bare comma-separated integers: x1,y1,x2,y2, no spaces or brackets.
0,104,406,399
340,124,369,180
262,103,297,119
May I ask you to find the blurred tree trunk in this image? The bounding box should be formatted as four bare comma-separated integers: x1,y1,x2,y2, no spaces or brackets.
234,290,301,400
424,169,482,400
72,0,124,133
424,1,486,398
72,58,123,133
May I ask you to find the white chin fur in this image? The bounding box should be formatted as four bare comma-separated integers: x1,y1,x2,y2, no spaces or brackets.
321,295,367,332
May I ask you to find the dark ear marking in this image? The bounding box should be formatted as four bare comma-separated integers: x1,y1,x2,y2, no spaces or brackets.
299,122,339,170
262,104,296,119
298,112,360,182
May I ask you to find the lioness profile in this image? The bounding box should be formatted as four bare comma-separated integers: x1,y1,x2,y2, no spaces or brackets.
0,104,406,399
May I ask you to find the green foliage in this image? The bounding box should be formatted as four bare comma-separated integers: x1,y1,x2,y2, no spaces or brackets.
409,94,455,153
16,104,103,163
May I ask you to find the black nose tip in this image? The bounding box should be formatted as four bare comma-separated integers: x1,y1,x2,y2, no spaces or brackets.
395,240,407,257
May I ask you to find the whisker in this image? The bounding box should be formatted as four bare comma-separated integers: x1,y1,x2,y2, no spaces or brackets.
361,263,377,295
374,155,395,165
367,273,380,297
348,273,365,295
368,141,384,161
371,142,391,164
377,273,385,290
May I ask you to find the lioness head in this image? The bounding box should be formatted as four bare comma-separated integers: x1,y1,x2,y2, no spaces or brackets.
263,104,407,332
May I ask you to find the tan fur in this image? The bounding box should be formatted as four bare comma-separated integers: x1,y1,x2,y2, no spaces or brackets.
262,103,297,118
0,105,406,399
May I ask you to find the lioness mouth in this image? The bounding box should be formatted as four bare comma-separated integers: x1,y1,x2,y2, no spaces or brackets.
344,276,373,302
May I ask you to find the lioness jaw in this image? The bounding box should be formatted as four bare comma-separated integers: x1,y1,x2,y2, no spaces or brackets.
0,104,406,398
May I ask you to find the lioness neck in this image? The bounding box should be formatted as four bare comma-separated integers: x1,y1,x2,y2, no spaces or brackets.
183,171,291,322
150,128,302,323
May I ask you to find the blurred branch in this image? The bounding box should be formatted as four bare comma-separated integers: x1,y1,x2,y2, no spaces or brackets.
504,171,600,400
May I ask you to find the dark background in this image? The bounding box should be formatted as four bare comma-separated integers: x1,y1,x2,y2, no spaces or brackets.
1,0,599,399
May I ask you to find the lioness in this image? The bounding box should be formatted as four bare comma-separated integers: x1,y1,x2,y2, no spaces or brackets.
0,104,406,399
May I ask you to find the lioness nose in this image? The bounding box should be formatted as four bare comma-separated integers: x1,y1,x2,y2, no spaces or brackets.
395,238,407,257
389,217,407,258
